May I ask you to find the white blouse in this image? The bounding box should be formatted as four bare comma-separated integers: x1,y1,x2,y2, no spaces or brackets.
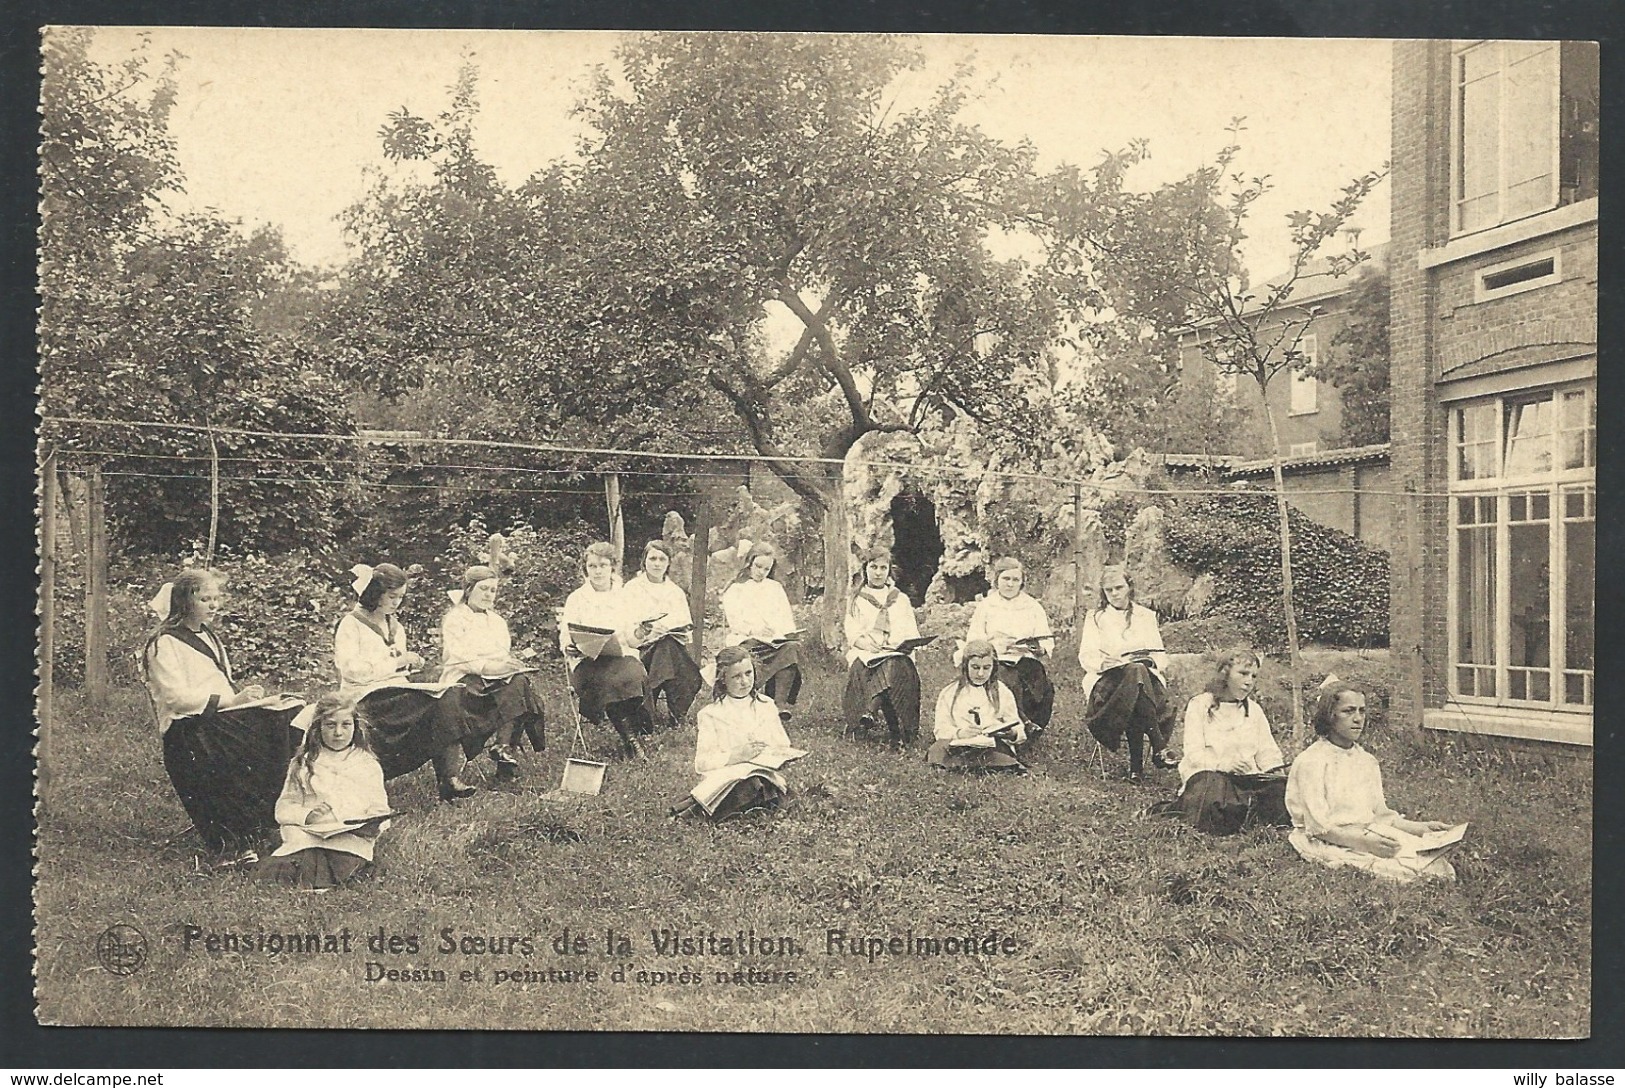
439,603,516,683
144,628,236,735
1177,693,1286,786
558,583,639,659
271,746,391,862
965,592,1054,661
843,586,922,665
933,680,1022,742
1285,739,1400,839
721,578,797,645
334,611,412,697
619,573,695,647
1077,603,1169,698
694,695,792,774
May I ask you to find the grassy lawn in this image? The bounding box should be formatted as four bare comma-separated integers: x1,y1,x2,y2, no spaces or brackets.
34,649,1590,1036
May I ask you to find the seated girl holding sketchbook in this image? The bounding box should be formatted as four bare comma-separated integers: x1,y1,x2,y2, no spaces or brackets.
672,646,805,820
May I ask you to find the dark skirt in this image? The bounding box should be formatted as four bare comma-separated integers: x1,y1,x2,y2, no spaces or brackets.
641,636,703,725
1084,663,1173,752
996,657,1054,730
927,739,1024,772
1175,770,1291,836
359,687,487,781
570,654,649,721
673,775,786,821
744,640,802,710
258,848,370,890
842,656,922,742
162,705,303,853
457,673,545,751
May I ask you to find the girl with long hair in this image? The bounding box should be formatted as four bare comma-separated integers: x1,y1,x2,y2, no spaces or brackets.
1079,565,1175,780
260,694,392,890
559,542,653,758
672,645,799,819
928,640,1028,772
962,557,1056,732
141,568,305,860
1166,648,1291,834
620,539,704,729
841,547,924,746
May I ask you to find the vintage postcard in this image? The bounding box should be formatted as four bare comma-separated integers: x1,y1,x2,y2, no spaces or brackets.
34,28,1595,1036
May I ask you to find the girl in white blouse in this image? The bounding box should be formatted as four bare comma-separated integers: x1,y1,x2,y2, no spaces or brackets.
928,640,1028,772
1168,649,1291,834
720,542,802,722
963,556,1055,732
440,565,545,781
334,563,485,801
142,569,305,859
1079,566,1176,780
1286,686,1460,883
673,646,797,819
260,694,392,890
842,548,923,746
559,542,652,758
620,540,703,729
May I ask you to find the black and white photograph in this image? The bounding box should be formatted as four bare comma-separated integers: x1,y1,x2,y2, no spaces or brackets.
33,26,1597,1037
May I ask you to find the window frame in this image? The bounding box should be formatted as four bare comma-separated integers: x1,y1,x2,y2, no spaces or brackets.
1445,380,1594,713
1288,334,1319,416
1451,40,1563,238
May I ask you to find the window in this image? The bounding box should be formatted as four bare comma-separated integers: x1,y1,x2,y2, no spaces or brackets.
1453,40,1599,236
1448,382,1594,710
1289,335,1318,415
1475,249,1561,302
1289,441,1319,457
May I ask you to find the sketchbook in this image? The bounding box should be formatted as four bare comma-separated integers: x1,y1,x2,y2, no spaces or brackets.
746,630,805,650
298,811,401,839
1384,822,1470,856
568,623,625,661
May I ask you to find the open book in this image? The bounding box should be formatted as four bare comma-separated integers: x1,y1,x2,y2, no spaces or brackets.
300,811,401,839
1376,822,1469,857
746,630,805,650
231,693,305,712
568,623,625,661
948,714,1021,748
689,749,807,813
1104,648,1165,669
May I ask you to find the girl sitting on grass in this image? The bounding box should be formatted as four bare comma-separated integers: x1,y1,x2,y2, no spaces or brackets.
1286,685,1461,883
260,694,393,891
672,646,800,820
1167,648,1292,833
927,640,1028,773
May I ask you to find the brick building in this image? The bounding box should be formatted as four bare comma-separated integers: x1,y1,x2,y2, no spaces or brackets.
1388,40,1597,745
1175,246,1387,459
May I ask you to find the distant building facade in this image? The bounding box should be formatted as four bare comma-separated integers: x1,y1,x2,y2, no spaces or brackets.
1388,40,1597,745
1175,246,1388,459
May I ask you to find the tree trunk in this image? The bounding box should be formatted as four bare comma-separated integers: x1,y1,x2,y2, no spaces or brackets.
85,465,109,705
688,494,712,662
820,489,849,651
1257,388,1306,746
39,449,58,802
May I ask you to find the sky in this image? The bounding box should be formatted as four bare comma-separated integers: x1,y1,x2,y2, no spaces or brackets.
80,28,1393,282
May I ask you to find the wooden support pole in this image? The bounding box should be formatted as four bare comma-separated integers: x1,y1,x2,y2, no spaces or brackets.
1073,482,1086,631
604,473,624,577
85,465,109,705
688,493,712,662
39,451,58,798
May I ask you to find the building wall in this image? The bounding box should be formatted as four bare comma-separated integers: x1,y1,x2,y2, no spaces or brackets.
1229,459,1393,549
1177,304,1353,455
1388,40,1597,743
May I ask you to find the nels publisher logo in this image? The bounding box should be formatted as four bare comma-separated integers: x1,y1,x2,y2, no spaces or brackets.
94,924,148,977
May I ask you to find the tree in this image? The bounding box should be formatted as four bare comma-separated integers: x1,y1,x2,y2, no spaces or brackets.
39,28,359,557
334,37,1232,640
1311,267,1390,446
1172,121,1386,743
